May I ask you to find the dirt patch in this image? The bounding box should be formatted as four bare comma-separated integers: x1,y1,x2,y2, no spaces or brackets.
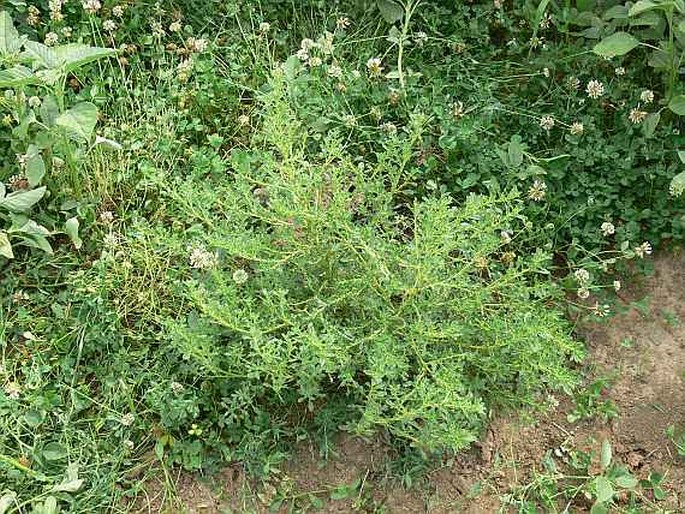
138,254,685,513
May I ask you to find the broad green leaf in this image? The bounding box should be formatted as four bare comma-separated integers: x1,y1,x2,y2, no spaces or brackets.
14,220,52,254
508,138,523,168
25,146,45,186
39,95,59,126
653,485,666,500
603,5,629,20
22,40,58,68
668,95,685,115
595,476,614,503
593,32,640,57
51,479,84,493
0,492,16,514
0,11,22,55
0,65,38,87
65,217,82,249
677,150,685,164
590,502,609,514
42,442,67,461
643,112,660,138
671,170,685,197
377,0,403,24
43,496,58,514
52,43,116,73
56,102,98,142
600,439,612,469
615,475,638,488
0,186,46,212
629,0,660,17
0,232,12,259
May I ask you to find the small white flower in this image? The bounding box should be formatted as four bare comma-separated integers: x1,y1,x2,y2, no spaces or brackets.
366,57,384,78
99,211,114,224
628,108,647,124
413,31,428,47
542,67,550,78
82,0,102,15
592,302,610,317
124,439,134,450
120,413,135,426
103,20,117,32
171,381,185,394
28,96,41,108
169,21,182,33
452,101,465,119
574,268,590,284
567,76,581,90
300,38,315,51
189,246,218,269
634,241,652,258
61,26,73,38
380,122,397,136
112,5,125,18
640,90,654,104
232,268,249,284
528,180,547,201
615,66,625,76
4,382,21,400
500,230,512,244
238,114,250,126
44,32,59,46
600,221,615,236
308,56,323,67
613,280,621,292
296,48,310,61
188,37,208,53
259,22,271,33
586,79,605,99
539,115,555,131
327,64,343,78
577,287,590,300
343,114,357,128
570,122,584,136
336,16,351,30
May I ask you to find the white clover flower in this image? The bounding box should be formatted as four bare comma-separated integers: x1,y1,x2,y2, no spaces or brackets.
343,114,357,128
44,32,59,46
171,381,185,394
614,66,625,76
300,38,315,51
259,22,271,33
327,64,343,78
103,232,120,248
613,280,621,292
574,268,590,284
308,56,323,67
238,114,250,126
103,20,117,32
567,76,581,90
414,31,428,47
600,221,615,236
577,287,590,300
634,241,652,258
640,90,654,104
82,0,102,15
232,268,249,284
124,439,134,450
452,101,465,119
586,79,605,99
189,245,217,269
61,26,73,38
112,5,125,18
592,302,610,317
628,108,647,124
4,382,20,400
120,413,135,426
570,122,584,136
28,96,41,108
336,16,351,30
318,32,334,54
528,180,547,201
169,21,182,33
296,48,310,61
366,57,384,78
500,230,512,244
539,12,552,29
190,38,208,53
99,211,114,224
380,122,397,136
27,6,40,26
539,115,555,131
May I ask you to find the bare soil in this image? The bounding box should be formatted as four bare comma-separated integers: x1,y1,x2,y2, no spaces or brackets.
133,254,685,514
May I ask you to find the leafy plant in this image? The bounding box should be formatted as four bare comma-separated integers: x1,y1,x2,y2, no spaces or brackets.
0,11,114,259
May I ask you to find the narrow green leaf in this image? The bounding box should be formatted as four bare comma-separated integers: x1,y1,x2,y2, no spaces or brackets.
65,217,82,250
0,65,38,88
0,186,46,212
668,95,685,116
593,32,640,57
0,232,13,259
0,11,22,55
56,102,98,142
600,439,612,470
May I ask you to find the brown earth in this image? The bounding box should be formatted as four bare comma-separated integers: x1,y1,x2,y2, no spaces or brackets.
132,254,685,514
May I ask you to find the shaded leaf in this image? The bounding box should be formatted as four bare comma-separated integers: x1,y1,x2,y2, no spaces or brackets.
0,65,37,88
0,11,22,55
51,478,84,493
42,442,67,461
615,475,638,489
0,186,46,212
377,0,403,24
52,44,116,72
668,95,685,115
643,112,660,138
0,492,17,514
26,146,45,186
593,32,639,57
629,0,660,16
56,102,98,142
65,217,82,250
22,40,58,68
0,232,12,259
